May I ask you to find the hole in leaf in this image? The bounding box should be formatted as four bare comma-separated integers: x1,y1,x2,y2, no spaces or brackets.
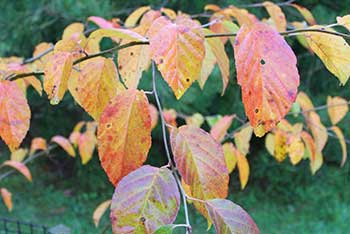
255,108,259,113
106,123,112,129
140,217,146,223
260,59,265,65
186,78,190,82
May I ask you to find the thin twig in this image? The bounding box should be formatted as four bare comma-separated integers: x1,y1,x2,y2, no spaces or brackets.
0,145,57,181
22,44,54,65
152,62,192,234
241,0,296,8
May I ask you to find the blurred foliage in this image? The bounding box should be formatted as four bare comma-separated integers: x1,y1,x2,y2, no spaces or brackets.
1,0,350,233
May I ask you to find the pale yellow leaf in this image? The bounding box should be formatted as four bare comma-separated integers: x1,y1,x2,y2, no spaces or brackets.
327,96,348,125
330,126,347,167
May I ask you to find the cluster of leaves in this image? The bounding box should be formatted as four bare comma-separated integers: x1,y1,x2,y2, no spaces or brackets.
1,1,350,233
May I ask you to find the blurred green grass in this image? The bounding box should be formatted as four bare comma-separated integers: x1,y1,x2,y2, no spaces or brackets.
1,0,350,233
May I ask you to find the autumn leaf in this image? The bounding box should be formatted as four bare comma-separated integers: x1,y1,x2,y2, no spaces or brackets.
265,133,275,156
185,113,204,128
29,137,47,155
10,148,28,162
205,199,259,234
163,109,177,128
2,160,32,182
222,142,237,173
303,26,350,85
32,42,53,70
290,4,316,25
199,28,230,94
149,104,159,130
44,52,73,105
263,1,287,31
330,126,347,167
78,122,97,165
110,166,180,234
307,111,328,152
287,135,304,165
273,129,288,162
337,15,350,31
234,125,253,155
93,200,111,227
0,188,12,212
51,136,76,157
0,81,31,151
68,57,125,120
327,96,348,125
118,10,161,89
160,8,177,20
97,89,152,185
236,150,250,190
124,6,151,27
301,131,317,163
170,125,229,219
148,16,205,99
210,115,235,142
225,6,258,27
88,16,120,29
234,22,299,137
62,22,84,40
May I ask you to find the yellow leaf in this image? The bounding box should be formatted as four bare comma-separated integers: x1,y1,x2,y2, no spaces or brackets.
304,26,350,85
32,42,53,70
330,126,347,167
308,111,328,152
62,22,85,40
185,113,204,128
199,39,216,89
225,6,258,27
291,22,312,51
287,136,304,165
124,6,151,27
0,188,12,212
336,15,350,31
78,122,97,165
234,125,253,155
10,148,28,162
204,4,221,12
301,131,316,163
236,150,249,190
265,133,275,156
148,16,205,99
160,8,177,20
296,92,314,112
202,29,230,95
93,200,111,227
263,1,287,31
44,52,73,105
222,142,237,173
68,57,125,120
327,96,348,125
311,152,323,175
274,129,288,162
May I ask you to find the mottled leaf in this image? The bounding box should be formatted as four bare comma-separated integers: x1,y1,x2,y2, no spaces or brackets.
273,129,288,162
44,52,73,105
97,89,151,185
0,81,31,151
51,136,76,157
93,200,111,227
2,160,32,182
148,16,205,99
205,199,259,234
110,166,180,234
170,125,229,218
327,96,348,125
68,57,125,120
234,22,299,137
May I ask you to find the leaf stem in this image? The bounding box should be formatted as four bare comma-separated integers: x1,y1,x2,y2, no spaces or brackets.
151,61,192,234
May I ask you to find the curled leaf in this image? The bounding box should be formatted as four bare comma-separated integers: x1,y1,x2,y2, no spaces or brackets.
2,160,32,182
93,200,111,227
51,136,76,157
0,188,12,212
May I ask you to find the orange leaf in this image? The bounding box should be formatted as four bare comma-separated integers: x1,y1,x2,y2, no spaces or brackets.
44,52,73,105
0,188,12,211
210,115,234,142
263,1,287,31
93,200,111,227
170,125,229,219
51,135,76,157
327,96,348,125
234,22,299,137
0,81,31,151
330,126,347,167
30,137,47,155
148,16,205,99
97,89,152,185
68,57,125,120
2,160,32,181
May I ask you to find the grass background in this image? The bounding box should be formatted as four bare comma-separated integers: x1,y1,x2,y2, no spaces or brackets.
1,0,350,233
